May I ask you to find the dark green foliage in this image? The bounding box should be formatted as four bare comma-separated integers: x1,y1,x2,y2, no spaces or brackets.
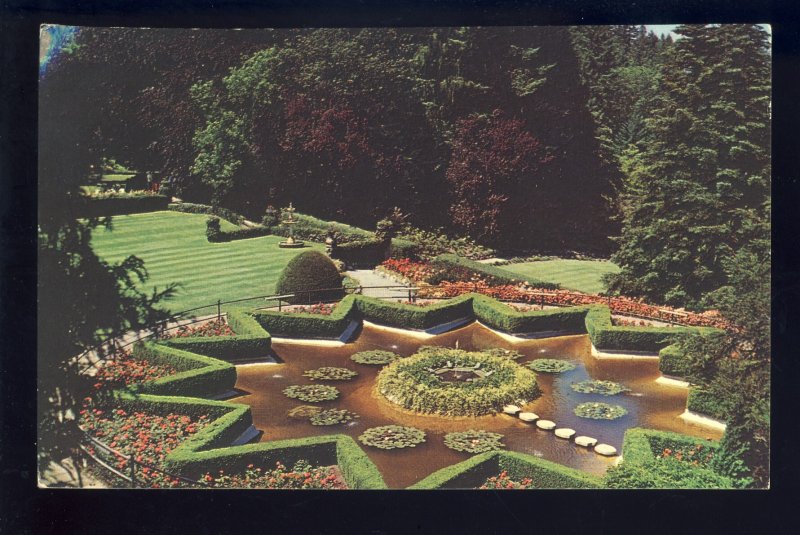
159,336,271,361
606,428,732,489
388,238,421,260
410,451,602,489
607,25,770,309
275,250,344,305
271,213,375,244
80,195,171,217
207,225,272,243
472,294,587,333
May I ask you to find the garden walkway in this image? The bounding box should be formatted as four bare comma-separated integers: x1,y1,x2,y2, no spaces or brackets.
345,269,411,300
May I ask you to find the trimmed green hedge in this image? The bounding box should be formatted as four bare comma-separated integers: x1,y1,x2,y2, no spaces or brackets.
658,344,690,377
159,311,272,361
472,294,589,334
131,343,237,398
430,254,559,289
389,238,420,260
355,294,474,330
252,294,359,338
81,195,170,217
584,306,706,353
167,202,245,225
687,388,728,421
207,225,272,243
271,212,374,244
331,239,388,266
410,451,602,489
275,250,344,305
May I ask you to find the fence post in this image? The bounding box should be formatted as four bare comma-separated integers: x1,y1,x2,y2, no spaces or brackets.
278,299,282,312
540,294,544,310
217,299,222,321
129,454,137,488
307,291,311,305
408,288,412,303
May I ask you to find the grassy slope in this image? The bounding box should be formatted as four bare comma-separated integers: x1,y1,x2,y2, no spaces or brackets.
90,211,325,314
501,259,620,294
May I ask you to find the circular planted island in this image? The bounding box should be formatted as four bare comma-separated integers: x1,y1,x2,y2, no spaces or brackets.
376,347,540,417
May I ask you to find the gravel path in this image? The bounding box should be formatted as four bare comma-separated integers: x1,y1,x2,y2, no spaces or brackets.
345,269,412,300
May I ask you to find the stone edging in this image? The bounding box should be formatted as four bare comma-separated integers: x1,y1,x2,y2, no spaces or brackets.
679,410,727,432
590,343,660,360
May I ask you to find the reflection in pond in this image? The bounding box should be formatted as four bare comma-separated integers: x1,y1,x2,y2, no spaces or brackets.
231,322,722,489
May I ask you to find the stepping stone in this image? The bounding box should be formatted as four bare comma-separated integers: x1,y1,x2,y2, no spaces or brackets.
503,405,521,415
518,412,539,422
554,428,576,440
574,436,598,448
594,444,618,456
536,420,556,430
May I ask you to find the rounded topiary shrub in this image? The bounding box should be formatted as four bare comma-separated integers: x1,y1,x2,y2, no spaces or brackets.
275,250,344,304
376,347,540,417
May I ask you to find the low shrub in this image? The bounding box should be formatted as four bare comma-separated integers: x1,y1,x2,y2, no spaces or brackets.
275,251,344,305
472,294,588,333
130,343,237,398
354,293,474,330
585,306,700,352
251,295,357,339
208,225,272,243
160,319,235,339
270,212,374,244
658,344,690,377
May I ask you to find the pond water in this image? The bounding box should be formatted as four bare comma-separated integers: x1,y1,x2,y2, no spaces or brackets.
231,322,722,489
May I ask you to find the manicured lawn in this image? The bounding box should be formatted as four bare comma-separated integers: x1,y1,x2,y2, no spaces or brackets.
501,259,620,294
90,211,325,314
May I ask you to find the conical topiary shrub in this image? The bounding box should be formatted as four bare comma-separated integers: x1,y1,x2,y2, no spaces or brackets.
275,250,344,304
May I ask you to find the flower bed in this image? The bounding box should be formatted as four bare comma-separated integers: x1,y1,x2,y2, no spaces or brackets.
202,460,347,489
382,258,733,329
160,319,235,339
376,348,540,416
444,430,505,453
358,425,426,450
574,402,628,420
525,359,576,373
350,350,400,366
92,350,177,390
477,471,533,490
570,380,630,396
283,303,336,315
302,367,358,381
656,444,714,468
80,401,210,488
283,385,340,403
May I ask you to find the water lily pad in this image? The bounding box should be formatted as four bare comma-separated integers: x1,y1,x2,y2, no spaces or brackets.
570,380,630,396
309,408,359,426
302,367,358,381
283,384,340,403
444,430,505,453
574,402,627,420
350,350,401,365
358,425,426,450
287,405,323,419
526,359,577,373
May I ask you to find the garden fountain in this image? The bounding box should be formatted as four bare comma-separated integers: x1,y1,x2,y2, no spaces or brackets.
278,202,305,248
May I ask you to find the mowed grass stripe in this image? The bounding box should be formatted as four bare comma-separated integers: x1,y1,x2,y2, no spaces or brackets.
90,211,325,312
502,259,620,294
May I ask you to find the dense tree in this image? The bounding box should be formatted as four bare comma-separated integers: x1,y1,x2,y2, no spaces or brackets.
38,54,177,479
606,24,771,309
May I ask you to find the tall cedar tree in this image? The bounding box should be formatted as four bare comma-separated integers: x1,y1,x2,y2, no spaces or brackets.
606,24,770,309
